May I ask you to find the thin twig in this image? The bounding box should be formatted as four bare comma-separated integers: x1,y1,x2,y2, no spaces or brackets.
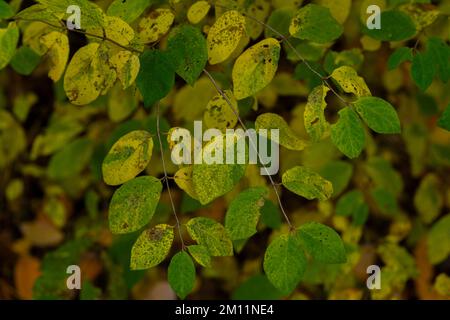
156,104,186,249
203,69,293,229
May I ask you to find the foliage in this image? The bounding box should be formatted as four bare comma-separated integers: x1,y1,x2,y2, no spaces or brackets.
0,0,449,301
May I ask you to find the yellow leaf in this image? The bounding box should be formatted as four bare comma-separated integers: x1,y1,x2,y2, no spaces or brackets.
174,166,198,199
255,113,308,151
204,90,239,131
304,85,330,141
40,31,69,82
23,22,51,55
137,9,175,43
315,0,351,24
330,66,371,97
207,10,246,65
105,16,135,47
187,1,211,24
110,50,140,89
232,38,280,100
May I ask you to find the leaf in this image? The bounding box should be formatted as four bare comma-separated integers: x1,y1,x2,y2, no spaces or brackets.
10,47,41,76
265,7,294,38
167,25,208,86
255,113,307,151
47,138,94,180
137,8,175,43
437,103,450,131
243,0,271,40
40,31,69,82
414,173,443,224
289,4,343,44
109,176,162,234
318,160,353,197
187,245,211,267
110,51,140,90
263,233,307,294
260,200,282,229
232,38,280,100
330,66,371,97
192,134,246,204
186,217,233,256
354,96,401,134
130,224,174,270
388,47,413,70
411,51,434,91
14,255,41,300
282,166,333,201
104,16,135,47
427,214,450,265
297,222,346,263
187,1,211,24
204,90,239,131
232,274,283,300
364,10,416,41
316,0,351,24
207,10,246,65
168,251,196,299
0,22,19,70
370,187,398,216
107,0,150,23
174,166,198,200
330,107,365,159
136,50,175,108
102,130,154,186
336,190,369,226
0,0,14,19
304,85,330,141
427,37,450,83
225,187,267,240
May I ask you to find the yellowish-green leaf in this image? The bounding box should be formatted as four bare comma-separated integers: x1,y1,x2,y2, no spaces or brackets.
186,217,233,256
282,166,333,201
331,66,371,97
315,0,351,24
130,224,174,270
187,245,211,267
414,174,443,224
232,38,281,100
137,9,175,43
102,130,154,186
207,10,246,65
427,214,450,265
241,0,271,40
204,90,239,131
110,50,140,89
174,166,198,200
0,22,19,70
304,85,330,141
104,16,135,47
0,110,26,169
187,1,211,24
109,176,162,234
40,31,69,82
255,113,308,151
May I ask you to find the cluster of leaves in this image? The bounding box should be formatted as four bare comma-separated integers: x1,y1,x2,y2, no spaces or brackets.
0,0,449,300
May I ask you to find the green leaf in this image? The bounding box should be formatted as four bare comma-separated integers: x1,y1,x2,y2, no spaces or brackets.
438,103,450,131
427,37,450,83
364,10,416,41
411,51,434,91
109,176,162,234
427,214,450,265
414,173,443,224
130,224,174,270
289,4,343,44
318,160,353,197
365,157,403,197
192,134,246,204
168,251,196,299
10,46,41,76
260,200,282,229
107,0,150,23
387,47,413,70
0,22,19,70
232,38,281,100
336,190,369,226
47,138,94,180
0,0,14,19
136,50,175,108
102,130,153,186
232,274,283,300
304,85,330,141
255,113,308,151
167,25,208,86
187,245,211,267
331,107,365,158
297,222,346,263
282,166,333,201
225,187,267,240
265,7,294,38
370,187,399,216
354,96,401,134
186,217,233,256
263,233,307,294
